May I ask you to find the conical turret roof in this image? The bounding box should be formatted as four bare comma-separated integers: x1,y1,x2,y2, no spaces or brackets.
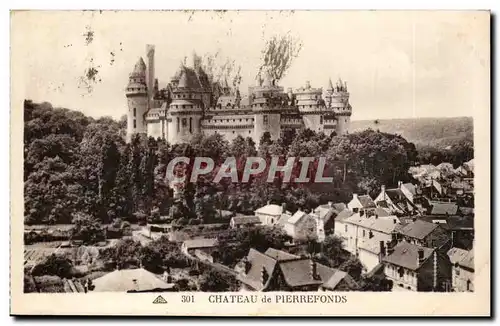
132,57,147,75
327,78,334,91
177,70,189,88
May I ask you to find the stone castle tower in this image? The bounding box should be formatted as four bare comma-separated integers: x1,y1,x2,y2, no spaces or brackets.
125,57,148,142
325,78,352,136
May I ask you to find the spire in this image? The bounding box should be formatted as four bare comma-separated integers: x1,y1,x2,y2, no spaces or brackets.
132,57,146,75
327,78,334,91
178,70,188,88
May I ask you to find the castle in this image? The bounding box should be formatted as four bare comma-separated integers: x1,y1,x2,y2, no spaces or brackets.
126,45,352,144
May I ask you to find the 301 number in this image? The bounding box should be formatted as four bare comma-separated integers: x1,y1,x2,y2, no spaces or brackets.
181,295,195,303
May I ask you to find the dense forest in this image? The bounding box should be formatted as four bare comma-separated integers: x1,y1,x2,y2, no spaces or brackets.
24,100,473,225
350,117,474,166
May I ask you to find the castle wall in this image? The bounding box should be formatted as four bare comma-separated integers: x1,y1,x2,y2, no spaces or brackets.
254,112,281,142
147,120,163,139
167,114,201,144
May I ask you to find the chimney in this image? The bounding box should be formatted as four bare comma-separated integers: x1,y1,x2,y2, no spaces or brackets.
132,279,139,292
386,241,394,255
328,201,333,207
260,267,269,285
146,44,155,106
398,181,403,188
267,200,271,205
305,81,311,89
381,185,386,200
352,193,358,200
281,203,286,213
244,260,252,275
418,248,425,266
379,241,386,257
311,261,320,280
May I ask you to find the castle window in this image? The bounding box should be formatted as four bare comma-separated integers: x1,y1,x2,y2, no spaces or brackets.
133,108,136,117
320,116,323,124
263,115,269,126
133,119,136,129
189,117,192,133
177,117,180,132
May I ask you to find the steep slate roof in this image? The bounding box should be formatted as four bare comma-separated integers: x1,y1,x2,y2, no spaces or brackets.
277,213,292,226
383,242,434,271
446,215,474,230
430,202,459,215
231,215,261,226
358,238,383,254
384,189,416,212
278,259,324,288
316,263,360,290
93,268,174,292
264,248,299,261
255,204,283,216
237,248,278,291
398,220,438,240
344,214,399,234
182,238,218,250
447,247,474,270
287,210,307,225
176,67,203,89
335,209,354,221
402,183,416,195
374,207,391,217
358,195,376,208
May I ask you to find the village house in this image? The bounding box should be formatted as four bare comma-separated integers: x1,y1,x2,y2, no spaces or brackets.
235,248,358,292
347,193,377,216
357,238,390,274
397,219,450,249
181,238,219,256
427,201,459,216
334,212,400,257
447,247,474,292
91,268,176,292
229,215,261,229
382,241,451,292
313,202,347,234
374,183,418,216
278,210,325,242
254,203,286,226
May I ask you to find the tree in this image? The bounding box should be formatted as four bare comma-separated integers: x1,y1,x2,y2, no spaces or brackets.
31,254,73,278
70,212,104,244
257,33,303,84
198,268,240,292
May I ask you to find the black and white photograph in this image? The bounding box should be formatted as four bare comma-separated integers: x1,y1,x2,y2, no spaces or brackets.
10,9,490,316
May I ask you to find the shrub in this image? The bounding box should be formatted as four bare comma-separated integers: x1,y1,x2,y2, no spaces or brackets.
31,254,73,278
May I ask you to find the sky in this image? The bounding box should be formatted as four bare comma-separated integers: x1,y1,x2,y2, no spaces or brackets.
12,10,489,121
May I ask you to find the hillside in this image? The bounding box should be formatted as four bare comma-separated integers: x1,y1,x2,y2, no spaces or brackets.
349,117,473,149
